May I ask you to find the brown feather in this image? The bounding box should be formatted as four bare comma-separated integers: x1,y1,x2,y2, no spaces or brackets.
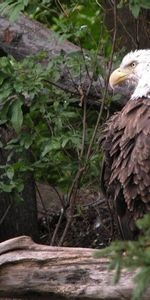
101,98,150,239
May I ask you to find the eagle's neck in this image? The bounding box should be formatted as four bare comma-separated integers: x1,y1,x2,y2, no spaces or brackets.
131,73,150,100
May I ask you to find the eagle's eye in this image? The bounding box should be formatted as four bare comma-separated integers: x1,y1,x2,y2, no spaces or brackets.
130,62,136,68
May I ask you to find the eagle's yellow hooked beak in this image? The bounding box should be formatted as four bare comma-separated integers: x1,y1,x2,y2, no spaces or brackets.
109,68,130,88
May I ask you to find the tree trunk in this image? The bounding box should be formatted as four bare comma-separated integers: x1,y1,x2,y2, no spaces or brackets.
0,235,149,300
0,128,38,242
103,1,150,50
0,173,38,242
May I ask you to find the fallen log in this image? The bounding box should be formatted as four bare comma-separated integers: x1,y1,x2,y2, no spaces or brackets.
0,13,129,109
0,14,103,105
0,14,79,59
0,235,149,300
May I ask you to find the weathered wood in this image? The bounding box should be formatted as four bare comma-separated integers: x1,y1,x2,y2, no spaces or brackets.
0,14,80,59
0,235,149,300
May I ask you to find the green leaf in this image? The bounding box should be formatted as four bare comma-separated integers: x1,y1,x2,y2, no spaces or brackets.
0,0,29,22
53,101,59,110
16,182,24,193
62,137,70,148
112,259,122,284
14,193,24,203
41,140,61,157
10,99,23,133
6,166,14,180
141,0,150,9
117,0,124,8
20,133,34,149
129,3,140,18
129,0,141,18
133,267,150,300
0,183,14,192
0,72,8,85
9,3,23,22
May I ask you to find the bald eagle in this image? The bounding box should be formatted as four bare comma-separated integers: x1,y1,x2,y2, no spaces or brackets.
101,49,150,240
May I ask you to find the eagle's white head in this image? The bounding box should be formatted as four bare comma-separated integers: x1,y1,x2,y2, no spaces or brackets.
109,49,150,100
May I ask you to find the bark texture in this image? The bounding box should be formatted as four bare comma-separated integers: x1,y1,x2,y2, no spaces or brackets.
0,128,38,242
0,14,79,59
103,1,150,50
0,235,149,300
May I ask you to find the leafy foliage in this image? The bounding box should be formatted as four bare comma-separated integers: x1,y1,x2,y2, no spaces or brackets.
0,0,110,51
95,214,150,300
0,0,29,21
0,1,113,199
118,0,150,18
0,52,103,197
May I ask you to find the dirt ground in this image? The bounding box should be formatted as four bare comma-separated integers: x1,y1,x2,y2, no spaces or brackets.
37,183,120,248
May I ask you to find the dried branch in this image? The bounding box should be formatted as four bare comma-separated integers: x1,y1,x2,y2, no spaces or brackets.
50,208,65,245
56,0,118,246
86,0,117,160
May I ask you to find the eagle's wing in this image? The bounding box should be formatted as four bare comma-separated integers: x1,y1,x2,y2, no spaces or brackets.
101,98,150,238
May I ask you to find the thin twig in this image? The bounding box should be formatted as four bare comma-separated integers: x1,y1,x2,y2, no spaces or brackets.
141,10,150,42
101,0,117,239
56,72,93,244
50,208,65,245
58,215,72,246
44,115,54,136
86,0,117,160
79,90,87,159
117,15,137,48
55,0,69,17
79,41,95,158
58,165,84,246
56,1,117,245
79,40,92,82
35,182,47,214
67,0,117,240
64,64,81,95
47,185,67,245
59,185,78,246
82,197,105,208
49,185,66,209
109,0,137,48
79,68,94,159
67,166,85,204
135,17,140,49
0,202,12,225
44,79,79,96
35,182,53,241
